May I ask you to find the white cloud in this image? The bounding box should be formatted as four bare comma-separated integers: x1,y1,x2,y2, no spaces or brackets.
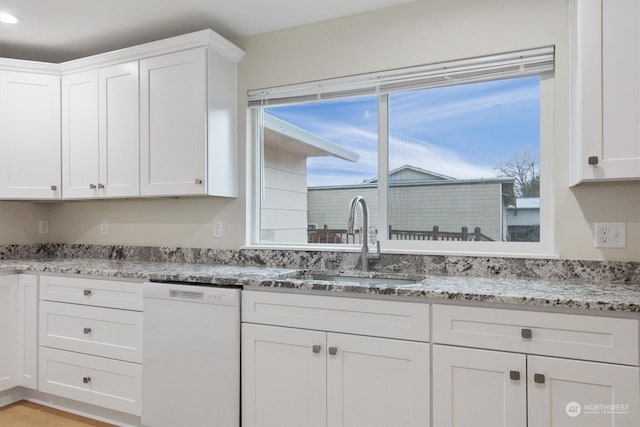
388,136,498,179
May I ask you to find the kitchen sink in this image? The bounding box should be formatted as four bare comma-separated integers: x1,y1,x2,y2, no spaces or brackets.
295,273,422,286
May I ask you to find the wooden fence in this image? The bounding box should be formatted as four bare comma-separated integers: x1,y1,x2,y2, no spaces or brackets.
307,225,493,243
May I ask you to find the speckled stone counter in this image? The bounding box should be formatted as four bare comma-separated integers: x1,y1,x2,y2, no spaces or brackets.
2,258,640,313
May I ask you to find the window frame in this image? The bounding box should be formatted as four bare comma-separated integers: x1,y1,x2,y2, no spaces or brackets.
245,51,556,258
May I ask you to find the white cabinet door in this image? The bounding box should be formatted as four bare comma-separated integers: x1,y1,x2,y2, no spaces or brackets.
327,333,429,427
18,275,38,389
528,355,640,427
99,61,139,198
140,48,207,196
242,323,326,427
432,345,527,427
62,70,100,199
0,275,19,392
572,0,640,183
0,72,61,199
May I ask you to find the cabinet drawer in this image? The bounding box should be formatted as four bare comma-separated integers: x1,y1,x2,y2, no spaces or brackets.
242,291,429,342
432,304,639,365
39,347,141,416
40,275,143,310
40,301,142,363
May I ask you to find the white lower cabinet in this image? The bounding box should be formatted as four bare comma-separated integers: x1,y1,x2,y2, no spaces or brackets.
18,275,38,389
326,332,429,427
241,291,430,427
242,323,327,427
433,345,526,427
432,304,640,427
39,347,142,415
0,274,38,393
528,355,640,427
243,323,429,427
0,275,19,392
38,275,143,416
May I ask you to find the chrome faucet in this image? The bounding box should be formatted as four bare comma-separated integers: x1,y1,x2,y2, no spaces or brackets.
347,195,380,271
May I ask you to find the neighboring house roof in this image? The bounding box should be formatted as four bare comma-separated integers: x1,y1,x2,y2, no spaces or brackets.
263,113,359,162
364,164,454,184
508,197,540,210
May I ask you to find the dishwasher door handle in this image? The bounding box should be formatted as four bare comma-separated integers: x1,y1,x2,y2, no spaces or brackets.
169,289,205,299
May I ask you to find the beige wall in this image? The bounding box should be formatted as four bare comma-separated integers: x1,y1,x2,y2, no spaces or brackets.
0,202,50,244
0,0,638,260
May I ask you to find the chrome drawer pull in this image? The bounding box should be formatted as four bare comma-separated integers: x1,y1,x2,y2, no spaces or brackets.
509,370,520,381
83,289,92,296
83,327,92,335
328,347,338,355
83,376,91,384
534,373,545,384
521,328,532,339
312,345,321,354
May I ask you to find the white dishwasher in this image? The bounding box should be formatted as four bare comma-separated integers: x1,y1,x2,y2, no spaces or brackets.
142,281,240,427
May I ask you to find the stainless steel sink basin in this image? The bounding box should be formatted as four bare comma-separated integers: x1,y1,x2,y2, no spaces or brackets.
295,273,421,286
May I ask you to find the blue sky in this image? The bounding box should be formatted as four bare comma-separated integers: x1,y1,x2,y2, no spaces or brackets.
266,76,540,187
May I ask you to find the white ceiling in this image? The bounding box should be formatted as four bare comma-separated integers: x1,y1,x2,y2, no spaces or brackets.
0,0,413,63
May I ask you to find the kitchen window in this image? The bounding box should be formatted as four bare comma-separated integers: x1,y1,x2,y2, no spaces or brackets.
248,47,555,256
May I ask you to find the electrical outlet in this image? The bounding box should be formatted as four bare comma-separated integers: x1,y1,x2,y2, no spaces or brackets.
38,220,49,235
100,219,109,235
594,222,626,248
213,220,223,238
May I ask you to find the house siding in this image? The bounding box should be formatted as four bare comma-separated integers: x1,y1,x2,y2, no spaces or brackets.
261,136,308,243
308,182,503,241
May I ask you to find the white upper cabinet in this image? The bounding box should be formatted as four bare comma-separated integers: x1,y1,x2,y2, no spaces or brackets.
0,71,61,199
1,29,243,200
139,46,238,197
62,70,100,198
140,49,207,196
98,62,140,198
62,62,139,199
140,43,241,197
571,0,640,184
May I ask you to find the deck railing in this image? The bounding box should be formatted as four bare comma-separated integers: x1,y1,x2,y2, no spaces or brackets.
307,225,493,243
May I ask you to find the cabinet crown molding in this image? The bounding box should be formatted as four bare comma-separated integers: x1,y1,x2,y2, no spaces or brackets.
1,29,245,76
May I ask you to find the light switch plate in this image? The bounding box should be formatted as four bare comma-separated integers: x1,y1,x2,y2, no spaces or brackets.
38,220,49,235
213,220,223,238
594,222,625,248
100,219,109,235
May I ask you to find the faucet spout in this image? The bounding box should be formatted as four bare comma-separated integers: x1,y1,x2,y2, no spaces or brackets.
347,195,379,271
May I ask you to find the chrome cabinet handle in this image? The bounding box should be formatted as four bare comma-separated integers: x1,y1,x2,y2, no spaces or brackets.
534,373,545,384
328,347,338,355
83,289,92,296
509,370,520,381
588,156,598,165
89,184,96,189
83,327,92,334
97,183,105,189
50,185,57,191
83,376,91,384
312,345,321,354
521,328,532,339
194,178,203,185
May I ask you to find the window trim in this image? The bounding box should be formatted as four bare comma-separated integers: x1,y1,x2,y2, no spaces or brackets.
246,52,556,258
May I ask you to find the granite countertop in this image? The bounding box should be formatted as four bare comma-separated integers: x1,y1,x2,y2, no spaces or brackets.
1,258,640,313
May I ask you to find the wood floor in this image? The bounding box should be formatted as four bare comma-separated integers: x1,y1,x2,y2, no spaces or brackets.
0,401,115,427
